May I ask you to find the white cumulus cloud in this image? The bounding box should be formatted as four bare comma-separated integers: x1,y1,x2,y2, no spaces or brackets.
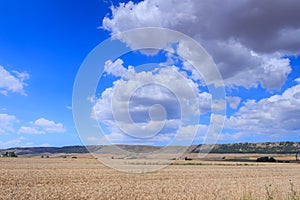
226,82,300,137
0,65,29,96
104,58,128,77
92,59,214,144
102,0,300,90
18,118,66,134
18,126,44,135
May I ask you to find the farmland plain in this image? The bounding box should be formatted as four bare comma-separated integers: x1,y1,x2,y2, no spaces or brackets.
0,157,299,199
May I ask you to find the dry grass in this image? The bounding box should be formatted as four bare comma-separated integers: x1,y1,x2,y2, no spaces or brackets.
0,157,299,199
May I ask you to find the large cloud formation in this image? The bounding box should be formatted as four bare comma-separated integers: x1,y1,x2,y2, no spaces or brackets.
102,0,300,90
97,0,300,143
92,61,212,144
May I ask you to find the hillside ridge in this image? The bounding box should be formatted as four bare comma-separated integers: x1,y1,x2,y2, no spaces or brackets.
1,142,299,156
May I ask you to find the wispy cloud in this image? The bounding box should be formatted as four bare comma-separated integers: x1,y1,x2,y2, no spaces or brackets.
0,65,29,96
0,113,18,134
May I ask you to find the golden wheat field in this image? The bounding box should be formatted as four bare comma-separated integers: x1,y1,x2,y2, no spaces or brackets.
0,157,299,200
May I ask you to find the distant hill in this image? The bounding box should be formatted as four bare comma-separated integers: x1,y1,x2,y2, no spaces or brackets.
1,146,89,156
190,142,300,154
1,142,299,156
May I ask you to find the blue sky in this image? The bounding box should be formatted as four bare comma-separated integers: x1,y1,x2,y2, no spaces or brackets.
1,0,300,148
0,0,111,147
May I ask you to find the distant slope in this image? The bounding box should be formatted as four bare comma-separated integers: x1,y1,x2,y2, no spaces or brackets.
190,142,300,154
1,146,89,156
1,142,299,156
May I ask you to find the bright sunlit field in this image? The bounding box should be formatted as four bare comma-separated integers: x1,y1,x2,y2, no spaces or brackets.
0,157,299,200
